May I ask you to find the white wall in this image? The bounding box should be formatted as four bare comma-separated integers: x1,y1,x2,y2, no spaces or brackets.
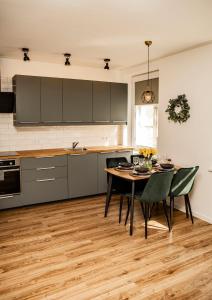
0,58,128,150
126,44,212,223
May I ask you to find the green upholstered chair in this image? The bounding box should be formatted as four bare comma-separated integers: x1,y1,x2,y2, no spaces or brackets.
169,166,199,228
132,171,174,239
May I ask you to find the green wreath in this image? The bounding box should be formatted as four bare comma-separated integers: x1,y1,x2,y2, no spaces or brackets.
165,94,190,123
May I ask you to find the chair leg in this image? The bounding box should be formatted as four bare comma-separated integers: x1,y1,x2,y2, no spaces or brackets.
125,197,130,225
184,195,189,218
149,203,155,220
140,202,145,219
144,202,148,239
163,199,171,231
119,195,124,223
170,197,174,229
185,194,194,224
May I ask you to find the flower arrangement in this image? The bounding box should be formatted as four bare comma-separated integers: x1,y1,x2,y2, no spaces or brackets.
138,147,157,158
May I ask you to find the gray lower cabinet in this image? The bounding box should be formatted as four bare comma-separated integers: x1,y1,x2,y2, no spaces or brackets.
110,83,128,122
97,150,132,193
13,75,41,124
93,81,110,122
63,79,93,122
0,194,23,210
21,155,68,205
41,77,63,123
68,153,98,198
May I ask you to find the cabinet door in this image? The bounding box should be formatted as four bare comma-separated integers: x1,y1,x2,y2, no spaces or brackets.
93,81,110,122
97,151,118,193
110,83,128,122
63,79,92,122
68,153,98,198
14,75,41,123
0,194,23,210
41,77,62,122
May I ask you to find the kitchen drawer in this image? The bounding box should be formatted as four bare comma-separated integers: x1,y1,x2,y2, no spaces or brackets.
0,193,23,210
21,155,67,170
21,166,67,182
21,177,68,205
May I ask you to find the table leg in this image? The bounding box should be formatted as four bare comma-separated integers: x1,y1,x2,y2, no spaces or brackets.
104,174,113,217
130,181,135,236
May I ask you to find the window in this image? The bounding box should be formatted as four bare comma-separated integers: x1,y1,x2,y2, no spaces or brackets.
135,104,158,147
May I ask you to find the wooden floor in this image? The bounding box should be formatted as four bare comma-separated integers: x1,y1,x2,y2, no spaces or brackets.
0,196,212,300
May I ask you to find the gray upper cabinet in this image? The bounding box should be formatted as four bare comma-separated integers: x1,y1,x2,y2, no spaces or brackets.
41,77,62,122
68,153,98,198
14,75,41,123
110,83,128,122
93,81,110,122
63,79,92,122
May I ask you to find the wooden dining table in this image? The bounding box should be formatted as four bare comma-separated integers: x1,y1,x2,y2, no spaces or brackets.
104,167,152,236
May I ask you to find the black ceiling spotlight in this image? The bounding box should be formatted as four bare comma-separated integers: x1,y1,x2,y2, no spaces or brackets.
22,48,30,61
104,58,110,70
64,53,71,66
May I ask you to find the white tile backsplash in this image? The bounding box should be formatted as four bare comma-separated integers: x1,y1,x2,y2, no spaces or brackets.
0,114,124,151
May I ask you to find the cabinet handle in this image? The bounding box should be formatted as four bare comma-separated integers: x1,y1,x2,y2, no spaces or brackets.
35,156,55,159
18,121,40,124
93,121,110,122
70,153,86,156
116,150,131,153
63,120,83,123
36,178,55,182
36,167,55,170
99,151,116,154
0,195,14,199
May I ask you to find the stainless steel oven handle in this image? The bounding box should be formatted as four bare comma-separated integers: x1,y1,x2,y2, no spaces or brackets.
36,178,55,182
0,195,14,199
36,167,55,170
2,169,20,173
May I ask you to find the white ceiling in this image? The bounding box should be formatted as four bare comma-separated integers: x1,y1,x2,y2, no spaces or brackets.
0,0,212,69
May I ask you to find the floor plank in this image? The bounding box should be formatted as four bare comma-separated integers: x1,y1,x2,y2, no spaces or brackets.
0,195,211,300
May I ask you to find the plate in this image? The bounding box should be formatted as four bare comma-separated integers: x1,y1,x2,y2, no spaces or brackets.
130,171,152,177
115,167,133,172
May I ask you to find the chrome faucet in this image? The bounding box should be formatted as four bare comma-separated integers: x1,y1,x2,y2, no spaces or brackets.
72,141,79,149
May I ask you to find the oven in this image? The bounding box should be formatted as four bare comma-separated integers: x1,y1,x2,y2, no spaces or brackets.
0,158,21,197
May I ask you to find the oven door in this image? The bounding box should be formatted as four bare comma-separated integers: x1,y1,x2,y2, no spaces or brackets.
0,167,20,196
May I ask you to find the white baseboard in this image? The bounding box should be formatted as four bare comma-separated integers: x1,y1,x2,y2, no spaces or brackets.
174,203,212,224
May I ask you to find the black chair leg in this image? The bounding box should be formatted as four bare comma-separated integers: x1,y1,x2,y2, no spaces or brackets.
119,195,124,223
144,202,148,239
125,197,130,225
163,199,171,231
170,197,174,229
140,202,145,219
185,194,194,224
184,195,189,218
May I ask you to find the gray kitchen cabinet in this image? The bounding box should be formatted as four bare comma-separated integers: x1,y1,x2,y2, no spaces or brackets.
0,194,23,210
68,153,98,198
21,155,68,205
63,79,92,122
97,150,132,193
13,75,41,124
93,81,110,122
41,77,62,122
110,83,128,122
21,178,68,205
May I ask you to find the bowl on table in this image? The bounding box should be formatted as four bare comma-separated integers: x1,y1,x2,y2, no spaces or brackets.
134,166,149,174
160,163,174,170
117,162,134,170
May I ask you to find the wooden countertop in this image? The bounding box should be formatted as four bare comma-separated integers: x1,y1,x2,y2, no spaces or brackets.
0,146,133,159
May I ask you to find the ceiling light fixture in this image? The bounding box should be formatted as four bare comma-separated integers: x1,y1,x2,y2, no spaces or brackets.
142,41,155,103
22,48,30,61
104,58,110,70
64,53,71,66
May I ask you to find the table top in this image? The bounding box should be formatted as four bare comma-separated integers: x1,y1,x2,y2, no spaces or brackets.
105,166,179,181
105,167,152,181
